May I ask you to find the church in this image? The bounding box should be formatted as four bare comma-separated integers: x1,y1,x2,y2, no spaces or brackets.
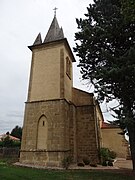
19,14,105,167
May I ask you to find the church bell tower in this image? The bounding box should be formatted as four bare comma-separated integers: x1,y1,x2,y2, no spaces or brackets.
27,15,75,103
20,14,76,167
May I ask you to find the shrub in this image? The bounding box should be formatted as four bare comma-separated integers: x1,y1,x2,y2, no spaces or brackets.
102,161,108,166
77,162,85,167
90,163,97,167
83,157,90,165
100,148,110,161
100,147,116,167
0,139,21,148
12,141,21,147
100,148,116,162
0,141,3,147
2,136,13,147
108,161,113,166
109,151,117,159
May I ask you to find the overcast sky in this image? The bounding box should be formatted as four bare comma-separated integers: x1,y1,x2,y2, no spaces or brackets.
0,0,114,134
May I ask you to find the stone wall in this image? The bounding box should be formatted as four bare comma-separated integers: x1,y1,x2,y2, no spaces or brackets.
69,104,77,162
76,105,99,163
20,150,70,167
20,94,101,166
20,99,72,167
0,147,20,158
72,88,100,163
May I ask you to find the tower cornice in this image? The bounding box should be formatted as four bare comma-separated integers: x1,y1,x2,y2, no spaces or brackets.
28,38,76,62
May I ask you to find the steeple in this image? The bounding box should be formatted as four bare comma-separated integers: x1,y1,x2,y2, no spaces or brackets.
33,33,42,45
44,16,64,43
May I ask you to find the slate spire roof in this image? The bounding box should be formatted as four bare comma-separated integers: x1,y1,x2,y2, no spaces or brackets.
30,15,75,62
33,33,42,45
44,16,64,43
33,16,64,45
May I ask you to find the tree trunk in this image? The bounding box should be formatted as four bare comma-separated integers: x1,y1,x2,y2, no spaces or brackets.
127,124,135,171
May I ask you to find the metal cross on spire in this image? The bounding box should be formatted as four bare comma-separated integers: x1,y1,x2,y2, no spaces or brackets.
53,7,58,17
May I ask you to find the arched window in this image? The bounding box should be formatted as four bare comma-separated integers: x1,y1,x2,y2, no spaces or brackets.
37,115,48,150
66,56,71,79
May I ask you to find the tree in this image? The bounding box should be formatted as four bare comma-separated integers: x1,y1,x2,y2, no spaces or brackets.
10,125,22,140
74,0,135,170
2,135,13,147
121,0,135,21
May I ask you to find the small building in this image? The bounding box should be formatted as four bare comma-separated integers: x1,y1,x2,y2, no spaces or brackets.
0,134,20,142
101,121,130,158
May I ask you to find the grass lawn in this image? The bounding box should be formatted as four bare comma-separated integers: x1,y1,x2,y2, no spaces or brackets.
0,159,134,180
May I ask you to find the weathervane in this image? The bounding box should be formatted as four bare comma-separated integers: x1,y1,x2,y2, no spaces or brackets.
53,7,58,17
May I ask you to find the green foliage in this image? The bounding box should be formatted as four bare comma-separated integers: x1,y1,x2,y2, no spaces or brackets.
2,136,13,148
100,148,110,161
74,0,135,106
12,141,21,147
121,0,135,21
0,141,3,147
0,158,18,165
109,150,117,159
11,125,22,140
100,147,116,165
0,136,21,148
